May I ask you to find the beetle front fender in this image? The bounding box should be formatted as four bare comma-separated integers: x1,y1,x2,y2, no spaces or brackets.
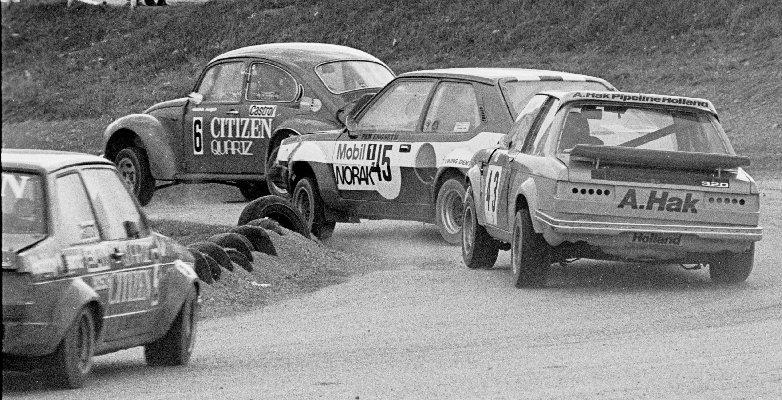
103,114,178,180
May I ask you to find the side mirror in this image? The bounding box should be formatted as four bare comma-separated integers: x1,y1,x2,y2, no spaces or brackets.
345,115,359,138
188,92,204,105
500,135,511,149
338,93,374,125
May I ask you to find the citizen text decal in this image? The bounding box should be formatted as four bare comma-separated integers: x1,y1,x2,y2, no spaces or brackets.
192,106,276,156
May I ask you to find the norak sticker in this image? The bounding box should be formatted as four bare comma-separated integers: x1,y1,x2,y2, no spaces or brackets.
332,142,401,199
617,189,699,213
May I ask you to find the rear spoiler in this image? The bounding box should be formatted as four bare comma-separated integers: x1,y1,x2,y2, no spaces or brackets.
569,145,750,171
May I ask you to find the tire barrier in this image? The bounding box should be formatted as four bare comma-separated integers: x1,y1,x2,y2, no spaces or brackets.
202,253,222,281
229,225,278,256
225,248,253,272
238,195,309,238
189,241,233,272
188,249,214,284
208,232,254,262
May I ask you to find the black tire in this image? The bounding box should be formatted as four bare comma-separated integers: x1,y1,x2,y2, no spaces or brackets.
145,288,198,366
238,195,310,238
203,253,222,281
709,243,755,284
208,232,254,262
115,146,155,206
511,209,550,288
49,307,96,389
189,242,233,272
238,182,270,201
225,248,253,272
189,249,214,284
248,218,286,236
292,177,335,240
229,225,278,256
436,178,466,245
266,143,289,198
462,187,499,269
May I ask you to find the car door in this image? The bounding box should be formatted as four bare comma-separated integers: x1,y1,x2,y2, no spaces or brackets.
335,78,436,215
80,167,160,342
183,59,251,174
481,95,552,232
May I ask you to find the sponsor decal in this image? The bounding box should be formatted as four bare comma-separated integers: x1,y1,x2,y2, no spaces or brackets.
192,117,204,155
333,142,401,199
443,158,471,167
631,232,683,246
483,166,502,225
299,97,322,113
1,173,29,198
701,181,729,188
617,189,699,213
249,104,277,118
108,269,152,304
453,122,471,133
572,92,710,108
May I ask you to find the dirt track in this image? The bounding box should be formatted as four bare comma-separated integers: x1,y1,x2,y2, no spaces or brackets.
4,179,781,399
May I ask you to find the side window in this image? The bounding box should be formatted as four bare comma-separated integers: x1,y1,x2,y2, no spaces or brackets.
422,82,480,133
56,173,99,244
81,169,148,241
506,95,548,151
196,61,246,103
356,80,435,132
247,63,298,102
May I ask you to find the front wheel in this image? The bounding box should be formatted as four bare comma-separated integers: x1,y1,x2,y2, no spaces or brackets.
293,177,335,240
50,308,96,389
115,147,155,206
709,243,755,284
145,288,198,366
511,209,550,288
462,186,499,269
436,178,466,245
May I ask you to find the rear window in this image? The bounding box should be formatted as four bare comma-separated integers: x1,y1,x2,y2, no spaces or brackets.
2,171,46,238
501,81,610,117
316,61,394,94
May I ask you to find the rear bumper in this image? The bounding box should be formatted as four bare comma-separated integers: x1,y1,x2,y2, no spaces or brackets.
3,311,59,357
535,210,762,260
535,210,763,241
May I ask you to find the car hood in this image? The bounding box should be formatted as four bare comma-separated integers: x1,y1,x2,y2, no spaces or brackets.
144,97,189,114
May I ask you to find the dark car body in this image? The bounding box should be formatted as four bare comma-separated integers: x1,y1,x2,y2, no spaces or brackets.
2,149,200,387
462,91,762,287
103,43,395,205
275,68,614,242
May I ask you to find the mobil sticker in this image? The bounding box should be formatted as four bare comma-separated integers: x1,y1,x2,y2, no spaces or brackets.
332,141,401,200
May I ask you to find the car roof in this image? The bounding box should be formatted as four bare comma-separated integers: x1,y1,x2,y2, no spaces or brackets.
398,68,614,87
210,42,388,68
543,90,718,114
2,149,114,174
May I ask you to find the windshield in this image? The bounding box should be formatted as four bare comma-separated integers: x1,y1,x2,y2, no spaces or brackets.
2,171,47,249
502,81,610,117
316,61,394,94
556,103,729,154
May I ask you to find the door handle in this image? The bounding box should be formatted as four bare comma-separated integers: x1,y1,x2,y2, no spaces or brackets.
110,248,125,261
226,109,239,115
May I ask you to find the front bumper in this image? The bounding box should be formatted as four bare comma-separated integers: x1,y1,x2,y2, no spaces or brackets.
535,210,762,260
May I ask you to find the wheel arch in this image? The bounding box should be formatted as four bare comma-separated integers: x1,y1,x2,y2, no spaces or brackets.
103,115,178,180
433,167,466,203
47,280,102,355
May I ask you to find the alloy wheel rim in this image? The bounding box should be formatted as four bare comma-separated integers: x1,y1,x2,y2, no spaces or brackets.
77,315,93,373
463,206,474,254
295,189,313,227
441,190,464,234
512,225,521,276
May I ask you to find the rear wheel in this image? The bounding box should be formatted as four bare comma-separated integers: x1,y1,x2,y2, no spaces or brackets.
50,308,95,389
145,288,198,366
436,178,466,245
293,177,335,240
115,147,155,206
462,186,499,269
709,243,755,284
511,209,550,288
